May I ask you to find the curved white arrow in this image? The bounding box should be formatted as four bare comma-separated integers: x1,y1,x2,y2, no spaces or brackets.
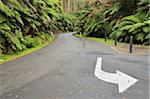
94,57,138,93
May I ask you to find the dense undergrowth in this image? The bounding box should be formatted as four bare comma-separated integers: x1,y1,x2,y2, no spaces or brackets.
75,0,150,45
0,0,75,55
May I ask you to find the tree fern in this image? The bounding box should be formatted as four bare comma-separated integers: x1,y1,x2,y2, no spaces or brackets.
0,0,74,54
111,14,150,44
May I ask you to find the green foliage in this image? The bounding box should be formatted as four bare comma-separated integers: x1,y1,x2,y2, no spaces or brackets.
111,14,149,44
110,0,150,44
23,35,36,48
75,0,150,45
0,0,74,54
56,12,76,32
136,0,149,17
75,1,106,38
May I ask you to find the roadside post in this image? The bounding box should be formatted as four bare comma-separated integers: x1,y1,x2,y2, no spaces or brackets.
129,35,133,53
115,37,117,46
105,32,107,42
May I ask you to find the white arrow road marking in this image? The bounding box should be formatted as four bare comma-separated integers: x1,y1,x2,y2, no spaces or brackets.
94,57,138,93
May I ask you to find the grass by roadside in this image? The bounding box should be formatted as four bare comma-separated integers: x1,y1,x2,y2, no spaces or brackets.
75,34,123,46
75,34,149,55
0,37,55,64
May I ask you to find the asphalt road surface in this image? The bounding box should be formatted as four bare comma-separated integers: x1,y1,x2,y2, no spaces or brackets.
1,33,149,99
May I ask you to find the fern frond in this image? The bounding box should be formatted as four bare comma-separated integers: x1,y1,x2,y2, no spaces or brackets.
0,23,11,30
122,15,141,23
0,1,14,17
120,25,133,31
143,26,150,33
129,23,145,33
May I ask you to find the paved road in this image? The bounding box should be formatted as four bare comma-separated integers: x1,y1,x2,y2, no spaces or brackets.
1,33,149,99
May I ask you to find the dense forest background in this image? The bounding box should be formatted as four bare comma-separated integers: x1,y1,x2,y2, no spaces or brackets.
0,0,75,54
0,0,149,55
75,0,149,45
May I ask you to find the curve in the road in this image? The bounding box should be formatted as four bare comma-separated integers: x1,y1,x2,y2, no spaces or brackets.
1,33,149,99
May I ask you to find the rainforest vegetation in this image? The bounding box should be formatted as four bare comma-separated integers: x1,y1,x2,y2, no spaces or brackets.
75,0,150,45
0,0,149,58
0,0,75,55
